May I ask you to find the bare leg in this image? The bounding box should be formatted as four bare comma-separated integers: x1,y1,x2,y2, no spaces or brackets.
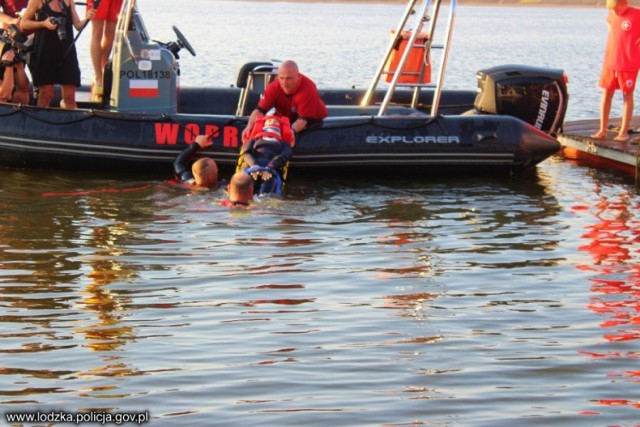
37,85,54,108
101,20,117,70
90,19,106,87
615,90,634,141
60,85,77,109
12,64,30,104
0,67,14,102
591,89,615,139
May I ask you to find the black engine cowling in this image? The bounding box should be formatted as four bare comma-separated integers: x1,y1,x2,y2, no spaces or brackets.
473,64,569,135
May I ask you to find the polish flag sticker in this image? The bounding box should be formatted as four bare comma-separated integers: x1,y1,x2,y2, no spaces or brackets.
129,80,159,98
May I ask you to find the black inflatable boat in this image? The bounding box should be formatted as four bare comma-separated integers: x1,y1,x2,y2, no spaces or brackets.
0,0,568,178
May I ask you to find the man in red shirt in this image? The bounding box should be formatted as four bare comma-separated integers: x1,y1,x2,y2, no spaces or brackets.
592,0,640,142
0,0,30,104
241,60,327,144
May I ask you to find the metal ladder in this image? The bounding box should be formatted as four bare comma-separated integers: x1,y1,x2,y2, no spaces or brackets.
360,0,457,117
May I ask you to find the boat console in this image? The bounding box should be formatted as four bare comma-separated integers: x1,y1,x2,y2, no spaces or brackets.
109,1,195,113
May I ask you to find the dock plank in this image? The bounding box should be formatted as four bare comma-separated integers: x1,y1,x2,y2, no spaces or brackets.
558,116,640,177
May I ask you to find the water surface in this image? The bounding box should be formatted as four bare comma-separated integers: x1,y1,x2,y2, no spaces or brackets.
2,2,640,426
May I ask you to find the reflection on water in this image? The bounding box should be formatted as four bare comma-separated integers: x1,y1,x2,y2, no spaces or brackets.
1,172,148,405
1,165,640,425
73,218,141,393
574,183,640,415
1,1,640,425
75,202,137,350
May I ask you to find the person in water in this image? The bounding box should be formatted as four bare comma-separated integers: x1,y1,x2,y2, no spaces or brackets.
173,134,219,189
241,60,327,144
221,171,254,208
591,0,640,142
239,114,293,195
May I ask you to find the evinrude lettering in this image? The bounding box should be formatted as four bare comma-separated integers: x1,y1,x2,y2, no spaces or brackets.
535,89,550,129
366,135,461,144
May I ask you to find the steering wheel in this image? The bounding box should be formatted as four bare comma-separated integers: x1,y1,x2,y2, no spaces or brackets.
172,25,196,57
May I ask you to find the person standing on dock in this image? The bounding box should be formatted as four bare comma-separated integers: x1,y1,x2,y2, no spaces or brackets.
592,0,640,142
241,60,327,144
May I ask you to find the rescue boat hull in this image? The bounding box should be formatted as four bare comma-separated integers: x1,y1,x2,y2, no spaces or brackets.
0,0,566,178
0,90,559,177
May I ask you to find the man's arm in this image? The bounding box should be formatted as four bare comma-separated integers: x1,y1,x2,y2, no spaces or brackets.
0,58,14,102
290,77,327,135
267,142,293,170
0,12,18,25
240,139,257,168
173,135,211,181
291,118,308,134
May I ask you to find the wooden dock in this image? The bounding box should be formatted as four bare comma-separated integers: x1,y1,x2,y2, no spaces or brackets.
558,116,640,180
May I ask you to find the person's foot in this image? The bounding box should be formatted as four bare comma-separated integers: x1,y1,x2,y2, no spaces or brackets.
91,85,103,103
590,130,608,139
91,80,103,102
614,134,630,142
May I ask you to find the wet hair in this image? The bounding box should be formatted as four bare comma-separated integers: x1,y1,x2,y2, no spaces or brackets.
228,172,254,204
192,158,218,188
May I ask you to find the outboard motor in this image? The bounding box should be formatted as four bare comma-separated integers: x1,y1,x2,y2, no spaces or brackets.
473,65,569,135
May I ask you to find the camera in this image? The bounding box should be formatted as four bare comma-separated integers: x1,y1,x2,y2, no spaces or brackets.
0,24,30,66
50,16,67,40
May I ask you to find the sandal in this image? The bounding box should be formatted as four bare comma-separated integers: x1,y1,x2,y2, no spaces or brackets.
91,83,103,103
